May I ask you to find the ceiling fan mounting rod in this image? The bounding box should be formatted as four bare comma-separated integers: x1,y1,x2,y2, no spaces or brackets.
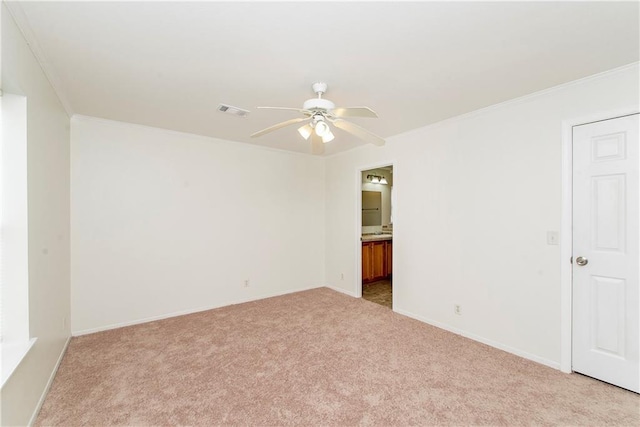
312,82,328,98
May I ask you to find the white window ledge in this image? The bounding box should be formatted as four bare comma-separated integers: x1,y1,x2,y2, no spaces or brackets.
1,338,37,389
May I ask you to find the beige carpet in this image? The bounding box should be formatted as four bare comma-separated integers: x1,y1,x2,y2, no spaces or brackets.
36,288,639,426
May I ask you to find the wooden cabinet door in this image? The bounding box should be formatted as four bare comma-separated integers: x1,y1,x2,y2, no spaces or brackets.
363,240,392,283
385,241,392,277
371,241,386,280
362,243,373,282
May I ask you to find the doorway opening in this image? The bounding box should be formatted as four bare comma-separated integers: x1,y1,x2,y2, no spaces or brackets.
360,165,393,309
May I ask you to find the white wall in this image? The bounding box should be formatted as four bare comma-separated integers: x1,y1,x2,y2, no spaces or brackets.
325,64,639,367
71,116,325,334
1,93,29,344
1,4,71,425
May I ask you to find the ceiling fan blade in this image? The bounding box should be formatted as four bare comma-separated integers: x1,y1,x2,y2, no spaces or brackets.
250,117,308,138
332,119,385,146
310,134,325,155
257,106,310,114
330,107,378,118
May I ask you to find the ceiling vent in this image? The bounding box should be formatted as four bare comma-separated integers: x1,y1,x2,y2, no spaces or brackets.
217,104,250,118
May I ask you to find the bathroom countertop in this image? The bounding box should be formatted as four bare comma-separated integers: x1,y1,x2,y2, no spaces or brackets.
361,234,393,242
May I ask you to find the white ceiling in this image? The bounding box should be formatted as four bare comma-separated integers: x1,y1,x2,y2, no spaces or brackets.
10,1,639,155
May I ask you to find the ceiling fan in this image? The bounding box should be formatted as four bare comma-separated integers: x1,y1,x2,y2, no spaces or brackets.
251,82,385,155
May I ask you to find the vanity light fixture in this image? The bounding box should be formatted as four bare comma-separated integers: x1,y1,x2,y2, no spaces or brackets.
367,174,388,185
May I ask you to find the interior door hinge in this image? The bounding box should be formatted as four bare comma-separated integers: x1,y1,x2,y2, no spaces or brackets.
570,256,573,264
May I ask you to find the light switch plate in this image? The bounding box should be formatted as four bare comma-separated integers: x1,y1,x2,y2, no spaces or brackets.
547,231,559,245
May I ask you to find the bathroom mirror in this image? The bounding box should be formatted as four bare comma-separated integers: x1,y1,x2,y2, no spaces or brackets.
362,191,382,226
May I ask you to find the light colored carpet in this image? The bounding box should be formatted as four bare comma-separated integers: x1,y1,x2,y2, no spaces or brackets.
36,288,639,426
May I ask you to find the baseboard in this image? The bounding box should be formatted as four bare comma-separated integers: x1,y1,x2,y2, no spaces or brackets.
72,285,325,336
394,308,560,371
28,336,71,426
325,285,358,298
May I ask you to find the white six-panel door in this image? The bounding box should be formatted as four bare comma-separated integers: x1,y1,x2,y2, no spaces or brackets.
572,114,639,393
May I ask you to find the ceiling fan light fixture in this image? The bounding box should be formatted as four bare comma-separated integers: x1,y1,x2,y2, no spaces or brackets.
298,124,313,140
322,130,335,143
315,120,330,137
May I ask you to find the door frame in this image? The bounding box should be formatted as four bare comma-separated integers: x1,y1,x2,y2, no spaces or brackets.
355,161,396,301
560,106,639,373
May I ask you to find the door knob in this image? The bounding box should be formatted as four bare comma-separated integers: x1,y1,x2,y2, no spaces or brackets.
575,256,588,266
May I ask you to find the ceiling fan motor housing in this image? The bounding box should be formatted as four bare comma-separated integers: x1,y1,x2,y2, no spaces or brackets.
303,82,334,112
303,98,335,111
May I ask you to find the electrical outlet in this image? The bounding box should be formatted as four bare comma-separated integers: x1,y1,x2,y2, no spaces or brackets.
454,304,462,315
340,273,344,280
244,279,250,288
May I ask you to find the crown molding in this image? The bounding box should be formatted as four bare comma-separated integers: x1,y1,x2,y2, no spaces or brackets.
71,115,326,159
390,61,640,142
326,62,640,159
4,0,74,116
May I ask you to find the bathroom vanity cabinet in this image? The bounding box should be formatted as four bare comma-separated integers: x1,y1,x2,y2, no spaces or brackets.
362,239,392,283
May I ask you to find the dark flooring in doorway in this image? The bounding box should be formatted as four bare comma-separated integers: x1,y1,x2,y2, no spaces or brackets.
362,279,392,309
